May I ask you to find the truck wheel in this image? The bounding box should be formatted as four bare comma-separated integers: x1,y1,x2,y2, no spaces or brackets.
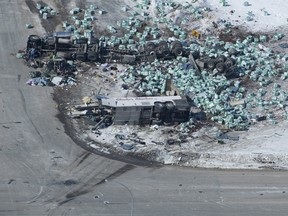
154,101,164,109
225,58,235,68
158,41,168,49
29,35,41,42
87,51,98,61
165,102,175,110
76,53,87,61
145,42,156,50
216,62,226,73
158,47,170,57
149,51,156,56
171,41,182,49
207,59,216,70
216,55,226,63
145,42,156,52
172,47,183,56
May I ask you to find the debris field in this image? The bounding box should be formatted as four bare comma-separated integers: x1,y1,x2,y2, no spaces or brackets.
18,0,288,168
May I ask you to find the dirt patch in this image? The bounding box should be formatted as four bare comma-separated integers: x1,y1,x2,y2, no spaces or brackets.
219,26,264,43
25,0,68,33
25,0,39,13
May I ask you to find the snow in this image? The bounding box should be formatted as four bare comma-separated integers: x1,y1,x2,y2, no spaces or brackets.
196,122,288,169
204,0,288,32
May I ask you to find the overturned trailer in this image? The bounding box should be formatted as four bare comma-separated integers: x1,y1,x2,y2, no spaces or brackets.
26,32,188,64
101,96,190,125
71,96,190,126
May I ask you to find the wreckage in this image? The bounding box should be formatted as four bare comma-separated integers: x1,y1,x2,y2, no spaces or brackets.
26,31,240,78
26,32,189,64
70,96,190,127
24,31,241,126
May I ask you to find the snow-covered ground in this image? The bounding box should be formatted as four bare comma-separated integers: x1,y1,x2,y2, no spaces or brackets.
204,0,288,32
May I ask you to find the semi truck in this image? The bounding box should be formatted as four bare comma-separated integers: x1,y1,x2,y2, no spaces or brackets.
26,32,187,64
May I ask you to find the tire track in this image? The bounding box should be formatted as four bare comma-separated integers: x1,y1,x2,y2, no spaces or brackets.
43,155,111,204
76,152,91,167
18,88,45,145
62,151,92,175
62,164,135,202
48,163,135,206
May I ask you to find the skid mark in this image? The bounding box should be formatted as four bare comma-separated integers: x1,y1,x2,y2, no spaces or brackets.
18,88,45,144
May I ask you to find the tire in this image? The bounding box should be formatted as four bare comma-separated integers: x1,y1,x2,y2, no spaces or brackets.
162,49,171,57
145,42,156,52
149,51,156,56
159,48,170,57
76,53,87,61
158,41,168,49
171,41,182,49
154,102,164,114
225,58,235,68
172,47,183,56
165,102,175,110
216,55,226,63
87,51,98,61
29,35,41,42
154,101,164,109
225,66,239,79
216,62,226,73
207,59,216,70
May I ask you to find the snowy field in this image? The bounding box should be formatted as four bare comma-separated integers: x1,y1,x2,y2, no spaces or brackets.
205,0,288,32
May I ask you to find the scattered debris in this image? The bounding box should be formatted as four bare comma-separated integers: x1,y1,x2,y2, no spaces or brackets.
121,143,134,151
25,23,34,29
17,0,288,167
16,52,24,59
26,77,51,86
217,132,240,141
36,2,57,19
51,76,63,86
243,1,251,7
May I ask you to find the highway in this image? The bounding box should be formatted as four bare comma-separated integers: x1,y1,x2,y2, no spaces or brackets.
0,1,287,215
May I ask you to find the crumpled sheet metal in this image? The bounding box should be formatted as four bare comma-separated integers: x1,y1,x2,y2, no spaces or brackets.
26,77,50,86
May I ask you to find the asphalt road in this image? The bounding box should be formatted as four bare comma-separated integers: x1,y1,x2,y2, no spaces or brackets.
0,1,287,216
